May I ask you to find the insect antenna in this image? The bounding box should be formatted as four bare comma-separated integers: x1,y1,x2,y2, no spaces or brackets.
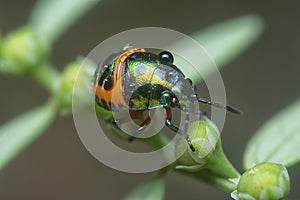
198,98,242,114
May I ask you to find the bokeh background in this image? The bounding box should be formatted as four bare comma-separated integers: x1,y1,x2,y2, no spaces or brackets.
0,0,299,199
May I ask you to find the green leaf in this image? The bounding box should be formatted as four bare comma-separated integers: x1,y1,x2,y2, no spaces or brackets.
244,99,300,169
0,102,56,170
0,32,3,49
29,0,101,44
123,176,165,200
194,14,264,67
172,14,264,82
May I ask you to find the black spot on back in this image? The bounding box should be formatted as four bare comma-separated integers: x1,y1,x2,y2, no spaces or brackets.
98,65,111,86
103,76,113,90
131,84,151,100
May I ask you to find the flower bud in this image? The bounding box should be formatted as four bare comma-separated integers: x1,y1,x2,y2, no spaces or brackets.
57,59,113,119
56,61,81,110
233,162,290,200
189,118,220,159
175,118,220,171
0,27,47,75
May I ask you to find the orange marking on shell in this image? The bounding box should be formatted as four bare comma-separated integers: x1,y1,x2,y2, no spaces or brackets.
95,48,145,111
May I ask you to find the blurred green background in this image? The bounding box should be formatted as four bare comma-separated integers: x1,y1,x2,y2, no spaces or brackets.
0,0,299,199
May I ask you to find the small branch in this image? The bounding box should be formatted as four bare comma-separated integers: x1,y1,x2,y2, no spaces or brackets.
30,63,60,94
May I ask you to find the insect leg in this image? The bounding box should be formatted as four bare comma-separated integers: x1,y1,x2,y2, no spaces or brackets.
129,110,155,141
112,110,144,125
164,107,195,152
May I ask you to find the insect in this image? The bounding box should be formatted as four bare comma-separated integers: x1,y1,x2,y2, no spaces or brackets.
94,47,241,151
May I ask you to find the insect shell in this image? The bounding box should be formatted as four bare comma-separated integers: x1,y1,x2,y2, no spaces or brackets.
94,47,199,151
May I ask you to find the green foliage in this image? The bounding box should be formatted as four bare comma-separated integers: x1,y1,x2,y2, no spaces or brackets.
0,102,56,169
3,0,297,199
29,0,102,44
56,61,82,109
123,176,165,200
171,14,263,82
244,99,300,169
234,162,290,200
0,27,47,75
0,34,3,51
194,14,263,68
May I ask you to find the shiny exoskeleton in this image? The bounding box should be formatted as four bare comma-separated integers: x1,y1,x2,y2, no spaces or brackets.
94,47,241,151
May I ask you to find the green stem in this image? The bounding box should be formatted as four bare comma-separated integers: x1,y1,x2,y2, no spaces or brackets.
109,123,170,149
108,122,174,175
30,63,59,94
144,134,170,149
194,140,240,193
176,139,240,194
178,159,239,194
205,140,241,179
193,169,238,193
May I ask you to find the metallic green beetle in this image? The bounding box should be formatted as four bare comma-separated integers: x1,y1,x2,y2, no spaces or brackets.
94,47,241,151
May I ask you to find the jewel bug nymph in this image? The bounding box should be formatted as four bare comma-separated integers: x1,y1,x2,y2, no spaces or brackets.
94,47,241,151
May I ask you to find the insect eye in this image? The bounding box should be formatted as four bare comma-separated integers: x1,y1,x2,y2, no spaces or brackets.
158,51,174,65
160,92,171,107
97,64,110,86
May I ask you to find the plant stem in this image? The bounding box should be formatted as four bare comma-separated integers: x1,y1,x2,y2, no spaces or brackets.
193,169,238,193
193,140,240,193
144,134,170,149
30,63,59,94
205,140,241,179
176,139,241,194
109,123,170,150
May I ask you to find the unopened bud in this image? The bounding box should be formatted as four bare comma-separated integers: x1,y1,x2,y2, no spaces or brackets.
56,61,81,110
176,118,220,171
232,162,290,200
0,27,47,75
